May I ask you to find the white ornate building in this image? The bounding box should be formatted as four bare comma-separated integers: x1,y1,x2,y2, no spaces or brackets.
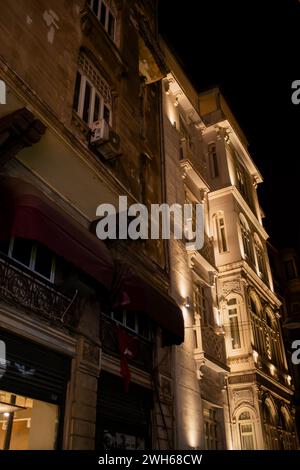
161,41,298,449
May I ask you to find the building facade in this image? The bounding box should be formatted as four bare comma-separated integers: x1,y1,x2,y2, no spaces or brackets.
0,0,298,451
198,89,298,449
0,0,184,450
268,244,300,441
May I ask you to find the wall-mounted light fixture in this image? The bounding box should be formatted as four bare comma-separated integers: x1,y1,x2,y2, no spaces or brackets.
174,96,179,107
184,296,191,308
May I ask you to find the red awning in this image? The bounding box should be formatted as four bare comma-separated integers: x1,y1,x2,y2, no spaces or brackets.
112,265,184,345
0,177,113,289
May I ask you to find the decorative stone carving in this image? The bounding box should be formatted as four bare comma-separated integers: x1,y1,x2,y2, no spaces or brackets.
222,280,241,296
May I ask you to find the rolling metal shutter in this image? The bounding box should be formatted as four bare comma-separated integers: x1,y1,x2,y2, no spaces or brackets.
96,371,153,442
0,328,71,404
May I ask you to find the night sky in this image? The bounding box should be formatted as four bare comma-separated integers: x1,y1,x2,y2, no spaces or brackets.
159,0,300,252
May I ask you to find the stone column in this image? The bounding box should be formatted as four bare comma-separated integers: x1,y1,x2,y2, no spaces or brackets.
63,297,101,450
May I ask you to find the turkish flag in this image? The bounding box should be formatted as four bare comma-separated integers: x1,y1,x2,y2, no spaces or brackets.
116,326,138,392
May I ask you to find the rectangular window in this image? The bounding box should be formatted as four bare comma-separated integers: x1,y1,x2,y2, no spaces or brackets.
73,55,112,129
216,215,228,253
228,300,241,350
88,0,116,41
11,238,33,268
208,143,219,178
204,409,218,450
194,285,209,324
239,424,255,450
3,237,56,283
111,310,151,340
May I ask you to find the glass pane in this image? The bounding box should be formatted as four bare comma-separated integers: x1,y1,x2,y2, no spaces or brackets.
34,243,53,280
220,227,227,251
94,94,100,123
241,433,254,450
125,311,136,331
82,81,91,124
112,310,123,323
92,0,99,16
213,154,219,177
11,238,32,267
0,390,59,450
108,12,115,38
100,2,107,25
138,314,149,339
229,313,241,349
103,105,110,124
0,239,10,255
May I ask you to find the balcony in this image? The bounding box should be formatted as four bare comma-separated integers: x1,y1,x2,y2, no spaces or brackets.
0,255,76,326
199,233,215,267
101,315,154,373
202,325,227,370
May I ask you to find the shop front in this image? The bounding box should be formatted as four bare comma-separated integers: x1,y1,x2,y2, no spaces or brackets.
0,328,70,450
96,371,153,450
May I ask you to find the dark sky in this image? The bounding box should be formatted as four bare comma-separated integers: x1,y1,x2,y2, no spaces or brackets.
159,0,300,252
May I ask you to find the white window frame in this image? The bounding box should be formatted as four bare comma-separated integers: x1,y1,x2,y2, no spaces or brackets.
253,234,267,279
5,237,56,283
204,408,218,450
74,72,112,128
194,284,209,325
239,214,252,261
227,297,242,352
238,411,256,450
88,0,117,42
215,212,228,254
111,310,152,340
208,142,219,179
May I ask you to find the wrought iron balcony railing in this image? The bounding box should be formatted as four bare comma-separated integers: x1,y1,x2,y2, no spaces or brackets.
199,234,215,267
202,325,227,367
0,255,76,326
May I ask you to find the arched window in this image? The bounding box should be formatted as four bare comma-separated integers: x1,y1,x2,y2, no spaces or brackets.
280,407,295,450
214,212,228,254
263,399,279,450
238,410,256,450
249,294,264,356
228,298,241,350
239,214,253,261
265,308,282,366
254,234,267,280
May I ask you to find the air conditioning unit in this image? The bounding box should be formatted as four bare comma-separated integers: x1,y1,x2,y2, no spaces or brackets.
90,118,121,160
